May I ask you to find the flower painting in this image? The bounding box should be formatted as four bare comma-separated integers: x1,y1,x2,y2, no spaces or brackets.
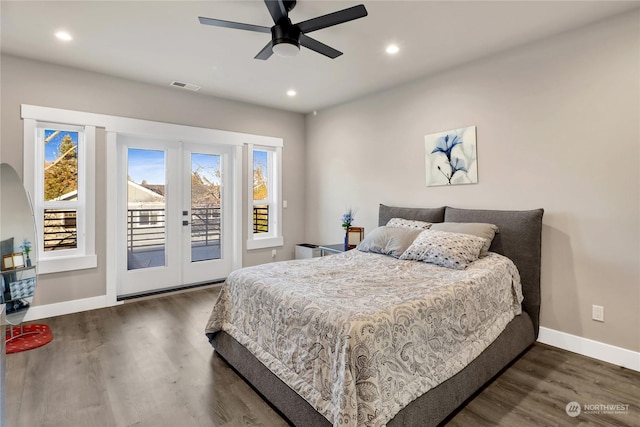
425,126,478,187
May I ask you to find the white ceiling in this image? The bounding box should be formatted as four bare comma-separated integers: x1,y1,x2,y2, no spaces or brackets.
2,1,638,114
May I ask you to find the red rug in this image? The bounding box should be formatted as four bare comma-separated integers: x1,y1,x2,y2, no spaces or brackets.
5,324,53,354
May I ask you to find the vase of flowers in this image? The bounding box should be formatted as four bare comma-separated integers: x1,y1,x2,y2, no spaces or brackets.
19,238,32,267
341,209,355,251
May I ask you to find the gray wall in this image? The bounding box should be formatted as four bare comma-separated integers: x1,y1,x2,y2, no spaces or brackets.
0,54,306,306
305,12,639,352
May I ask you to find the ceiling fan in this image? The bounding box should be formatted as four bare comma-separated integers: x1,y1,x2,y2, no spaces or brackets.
198,0,368,60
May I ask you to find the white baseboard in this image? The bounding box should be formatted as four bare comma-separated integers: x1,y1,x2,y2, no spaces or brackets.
538,327,640,372
21,295,121,322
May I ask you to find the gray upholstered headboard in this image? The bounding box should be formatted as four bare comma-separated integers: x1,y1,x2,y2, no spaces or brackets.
379,204,544,336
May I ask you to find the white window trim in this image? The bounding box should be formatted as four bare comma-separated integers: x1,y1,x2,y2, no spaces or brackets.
23,114,96,274
246,144,283,250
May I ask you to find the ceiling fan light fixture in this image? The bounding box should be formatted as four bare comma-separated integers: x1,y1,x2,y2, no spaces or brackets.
272,40,300,57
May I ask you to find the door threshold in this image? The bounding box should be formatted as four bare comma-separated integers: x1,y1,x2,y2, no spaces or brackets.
117,280,225,302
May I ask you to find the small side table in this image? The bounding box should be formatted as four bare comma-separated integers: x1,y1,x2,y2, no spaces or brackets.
318,244,346,256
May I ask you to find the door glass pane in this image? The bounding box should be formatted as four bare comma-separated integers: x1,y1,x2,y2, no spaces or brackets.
127,149,166,270
191,153,221,262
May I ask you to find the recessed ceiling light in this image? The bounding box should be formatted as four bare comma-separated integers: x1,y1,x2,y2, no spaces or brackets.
386,44,399,55
287,89,297,97
55,31,73,42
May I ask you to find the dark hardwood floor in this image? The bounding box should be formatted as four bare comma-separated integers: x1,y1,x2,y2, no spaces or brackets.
6,286,639,427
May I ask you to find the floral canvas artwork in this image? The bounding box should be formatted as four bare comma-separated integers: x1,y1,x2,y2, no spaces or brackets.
425,126,478,187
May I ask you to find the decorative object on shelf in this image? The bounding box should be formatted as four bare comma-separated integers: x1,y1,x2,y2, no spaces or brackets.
19,238,32,267
425,126,478,187
341,208,356,250
9,277,35,300
2,252,25,270
341,208,355,230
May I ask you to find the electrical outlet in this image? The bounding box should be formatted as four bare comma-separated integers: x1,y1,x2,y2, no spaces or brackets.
271,249,277,258
592,305,604,322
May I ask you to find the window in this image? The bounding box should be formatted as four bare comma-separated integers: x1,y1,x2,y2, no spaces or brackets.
41,126,81,252
23,107,97,274
246,145,283,249
253,149,270,234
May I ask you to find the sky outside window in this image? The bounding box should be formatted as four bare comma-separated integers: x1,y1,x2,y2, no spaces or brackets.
44,129,78,162
127,149,222,185
128,149,166,184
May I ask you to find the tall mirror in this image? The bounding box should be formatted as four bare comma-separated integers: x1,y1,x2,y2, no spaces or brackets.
0,163,37,335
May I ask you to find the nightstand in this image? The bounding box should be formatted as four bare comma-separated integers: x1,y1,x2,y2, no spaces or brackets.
318,244,346,256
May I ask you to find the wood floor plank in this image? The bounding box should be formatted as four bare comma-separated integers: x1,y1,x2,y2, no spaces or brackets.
5,287,640,427
446,344,640,427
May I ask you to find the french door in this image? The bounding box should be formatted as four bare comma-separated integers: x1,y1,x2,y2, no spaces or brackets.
116,134,235,297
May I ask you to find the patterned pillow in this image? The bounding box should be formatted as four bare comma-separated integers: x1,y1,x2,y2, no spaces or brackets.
430,222,498,257
399,229,485,269
357,226,422,258
386,218,432,230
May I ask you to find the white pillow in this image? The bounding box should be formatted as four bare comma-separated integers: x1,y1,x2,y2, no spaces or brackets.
399,229,485,269
386,217,432,230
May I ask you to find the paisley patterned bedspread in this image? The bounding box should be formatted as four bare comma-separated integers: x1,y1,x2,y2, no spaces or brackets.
205,250,523,427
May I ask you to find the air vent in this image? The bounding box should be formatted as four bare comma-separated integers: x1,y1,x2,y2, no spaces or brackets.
170,81,201,92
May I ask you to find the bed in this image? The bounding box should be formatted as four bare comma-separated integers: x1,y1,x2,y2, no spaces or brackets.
206,205,543,426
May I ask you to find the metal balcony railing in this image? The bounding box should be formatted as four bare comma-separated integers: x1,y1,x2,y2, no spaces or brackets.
189,206,221,247
43,206,269,252
253,205,269,233
43,209,77,251
127,208,167,252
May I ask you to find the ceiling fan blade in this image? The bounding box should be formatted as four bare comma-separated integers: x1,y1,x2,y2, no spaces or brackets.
264,0,288,24
296,4,367,34
299,34,342,59
199,16,271,34
254,41,274,60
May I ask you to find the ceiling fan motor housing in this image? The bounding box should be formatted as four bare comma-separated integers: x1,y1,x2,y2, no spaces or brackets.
282,0,297,13
272,20,301,48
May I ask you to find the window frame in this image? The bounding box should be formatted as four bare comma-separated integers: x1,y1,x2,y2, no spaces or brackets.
23,109,97,274
38,123,84,256
246,144,283,250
